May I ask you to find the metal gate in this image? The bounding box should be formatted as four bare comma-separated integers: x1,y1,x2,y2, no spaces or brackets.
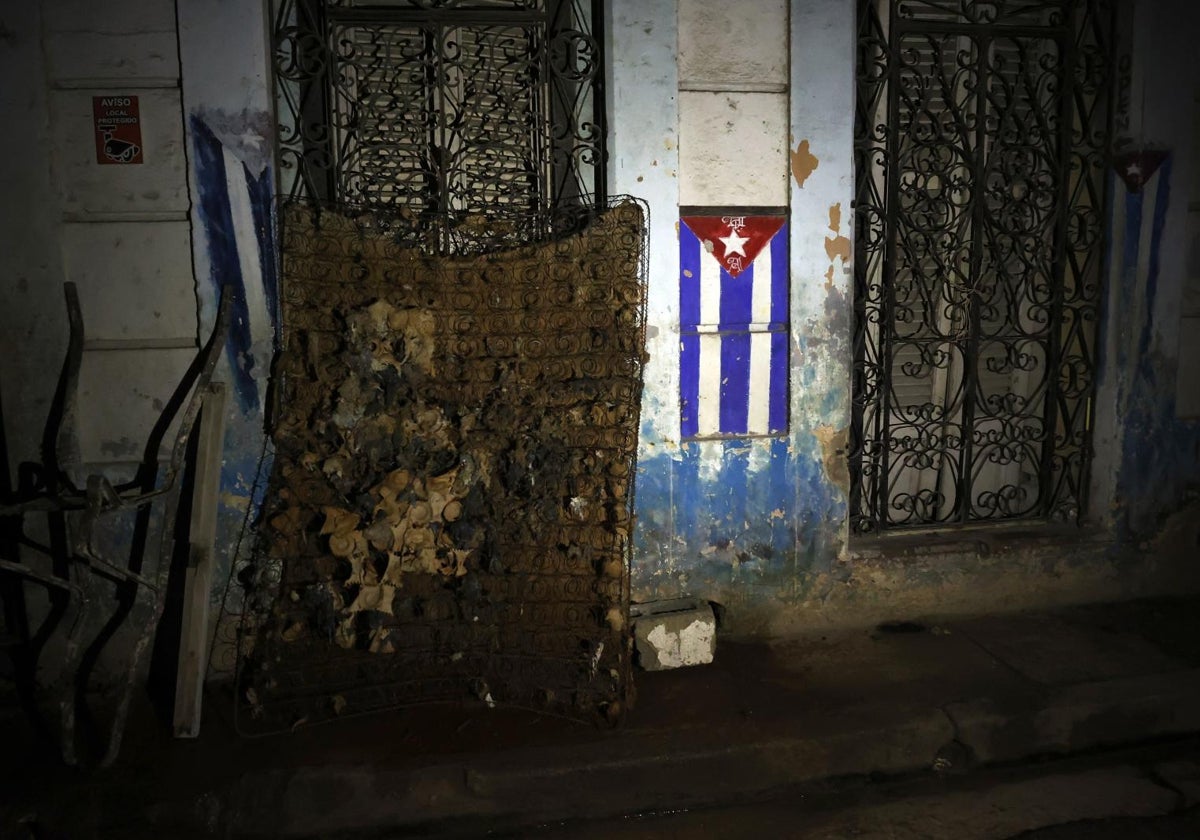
850,0,1116,533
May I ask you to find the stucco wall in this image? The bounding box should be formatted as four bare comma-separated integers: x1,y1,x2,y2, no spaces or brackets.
175,0,277,675
624,0,857,628
1,0,199,680
1,0,195,479
622,0,1200,633
1090,0,1200,537
6,0,1200,673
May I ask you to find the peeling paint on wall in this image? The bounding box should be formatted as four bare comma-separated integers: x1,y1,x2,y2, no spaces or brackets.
823,202,850,265
814,424,850,494
183,104,277,675
790,138,819,188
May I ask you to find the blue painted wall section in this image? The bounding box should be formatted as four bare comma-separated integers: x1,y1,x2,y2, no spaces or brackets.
190,115,278,414
1107,157,1200,534
634,431,848,615
185,107,279,649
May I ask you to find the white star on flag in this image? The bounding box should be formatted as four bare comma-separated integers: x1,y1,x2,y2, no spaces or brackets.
719,229,750,257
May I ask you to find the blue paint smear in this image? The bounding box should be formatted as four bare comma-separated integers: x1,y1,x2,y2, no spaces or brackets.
1110,156,1200,535
190,115,259,412
714,442,750,544
673,443,702,541
632,429,847,604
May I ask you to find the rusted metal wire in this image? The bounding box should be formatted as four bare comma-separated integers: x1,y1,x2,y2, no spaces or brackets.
234,197,647,733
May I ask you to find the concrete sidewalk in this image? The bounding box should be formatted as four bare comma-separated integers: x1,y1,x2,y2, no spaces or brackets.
5,597,1200,838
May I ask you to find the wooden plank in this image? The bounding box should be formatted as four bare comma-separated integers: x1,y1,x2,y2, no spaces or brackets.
172,382,226,738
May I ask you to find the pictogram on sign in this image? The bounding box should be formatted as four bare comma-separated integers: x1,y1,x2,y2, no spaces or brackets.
93,96,143,165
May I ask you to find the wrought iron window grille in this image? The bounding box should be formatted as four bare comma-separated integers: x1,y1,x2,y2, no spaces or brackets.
273,0,606,254
851,0,1116,533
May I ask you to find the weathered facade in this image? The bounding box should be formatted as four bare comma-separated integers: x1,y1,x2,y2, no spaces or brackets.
3,0,1200,688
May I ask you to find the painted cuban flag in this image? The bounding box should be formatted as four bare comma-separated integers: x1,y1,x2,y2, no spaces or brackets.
679,214,789,440
1108,149,1171,369
189,115,278,414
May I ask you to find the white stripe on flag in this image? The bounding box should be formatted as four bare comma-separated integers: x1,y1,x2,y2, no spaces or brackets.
747,332,772,434
223,147,271,342
751,240,772,325
697,333,721,437
699,246,721,326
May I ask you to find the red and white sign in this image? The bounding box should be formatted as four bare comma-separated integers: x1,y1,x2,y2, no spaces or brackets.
93,95,143,165
680,215,787,277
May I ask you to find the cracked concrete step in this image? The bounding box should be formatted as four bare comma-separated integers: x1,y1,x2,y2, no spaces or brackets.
944,670,1200,765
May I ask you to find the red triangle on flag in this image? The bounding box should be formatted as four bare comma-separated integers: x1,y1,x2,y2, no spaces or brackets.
681,215,786,277
1113,149,1168,193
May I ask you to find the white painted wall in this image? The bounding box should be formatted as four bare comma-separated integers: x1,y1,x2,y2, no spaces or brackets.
678,0,789,207
608,0,681,436
1,0,197,477
0,0,199,684
1090,0,1200,525
0,3,67,477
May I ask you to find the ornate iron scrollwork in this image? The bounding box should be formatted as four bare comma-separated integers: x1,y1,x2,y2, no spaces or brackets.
273,0,605,255
851,0,1115,532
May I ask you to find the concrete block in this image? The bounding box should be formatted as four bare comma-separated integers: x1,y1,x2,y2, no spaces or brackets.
678,90,789,206
76,346,196,465
679,0,788,88
45,30,180,83
43,0,177,33
49,88,189,216
632,598,716,670
61,220,197,340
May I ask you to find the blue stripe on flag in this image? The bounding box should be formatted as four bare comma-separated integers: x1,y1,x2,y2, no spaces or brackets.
191,115,258,412
720,262,754,326
1123,184,1143,281
1140,156,1172,362
719,332,751,434
769,330,789,433
679,224,701,328
770,222,788,326
680,333,700,440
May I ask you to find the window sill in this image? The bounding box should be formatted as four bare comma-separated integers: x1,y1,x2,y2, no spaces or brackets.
848,519,1113,563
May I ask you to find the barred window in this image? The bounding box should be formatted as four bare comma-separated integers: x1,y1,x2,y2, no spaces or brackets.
273,0,606,253
850,0,1115,532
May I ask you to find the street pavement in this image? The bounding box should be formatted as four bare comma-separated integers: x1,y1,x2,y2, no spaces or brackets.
505,738,1200,840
